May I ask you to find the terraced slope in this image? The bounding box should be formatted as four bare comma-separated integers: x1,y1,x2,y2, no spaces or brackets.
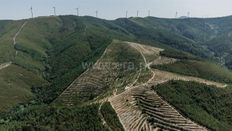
55,59,117,105
109,86,207,131
109,87,153,131
55,40,145,105
55,40,228,130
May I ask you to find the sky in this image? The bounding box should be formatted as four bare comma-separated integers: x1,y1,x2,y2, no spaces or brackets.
0,0,232,20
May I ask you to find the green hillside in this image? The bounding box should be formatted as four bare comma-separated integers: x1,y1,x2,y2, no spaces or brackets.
0,104,108,130
0,65,47,112
155,81,232,130
0,16,133,110
101,102,124,130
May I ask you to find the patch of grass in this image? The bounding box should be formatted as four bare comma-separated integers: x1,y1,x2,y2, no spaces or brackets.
101,102,124,130
155,80,232,131
0,64,47,112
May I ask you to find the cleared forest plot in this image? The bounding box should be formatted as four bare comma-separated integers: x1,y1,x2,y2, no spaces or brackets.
55,46,118,105
55,41,145,105
109,86,207,131
109,42,227,131
56,41,227,130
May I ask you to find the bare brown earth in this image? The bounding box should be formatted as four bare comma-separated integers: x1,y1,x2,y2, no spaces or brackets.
57,41,226,130
109,86,208,131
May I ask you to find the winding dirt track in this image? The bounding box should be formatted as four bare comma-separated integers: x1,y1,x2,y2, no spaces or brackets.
13,21,27,57
0,62,12,70
13,22,27,46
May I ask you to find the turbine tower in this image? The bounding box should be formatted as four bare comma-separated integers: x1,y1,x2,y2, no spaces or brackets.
187,12,190,17
30,6,33,18
137,10,139,17
175,12,178,18
96,10,98,17
53,7,56,16
76,8,79,16
126,11,128,18
148,10,151,17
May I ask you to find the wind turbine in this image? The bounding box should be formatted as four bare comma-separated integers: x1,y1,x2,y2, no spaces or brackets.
137,10,139,17
126,11,128,18
53,7,56,16
30,6,33,18
148,10,151,17
175,12,178,18
96,10,98,17
76,8,79,16
187,12,190,17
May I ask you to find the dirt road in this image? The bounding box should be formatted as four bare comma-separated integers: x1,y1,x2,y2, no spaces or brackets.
0,62,11,70
13,21,27,57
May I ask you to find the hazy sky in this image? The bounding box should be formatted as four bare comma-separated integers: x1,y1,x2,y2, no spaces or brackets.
0,0,232,20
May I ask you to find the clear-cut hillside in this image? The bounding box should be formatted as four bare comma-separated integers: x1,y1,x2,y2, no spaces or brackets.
56,40,227,130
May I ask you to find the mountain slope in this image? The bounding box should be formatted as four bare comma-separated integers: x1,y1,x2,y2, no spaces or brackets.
55,40,145,105
1,15,232,130
0,39,230,130
156,81,232,130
